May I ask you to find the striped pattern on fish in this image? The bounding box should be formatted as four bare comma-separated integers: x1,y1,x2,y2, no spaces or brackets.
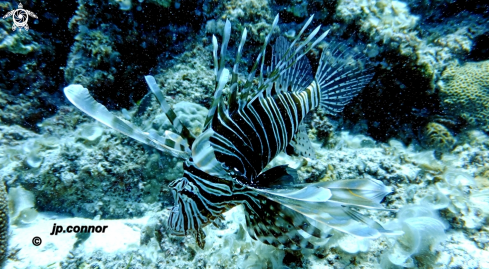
210,82,320,182
169,161,330,250
167,161,255,235
64,14,396,251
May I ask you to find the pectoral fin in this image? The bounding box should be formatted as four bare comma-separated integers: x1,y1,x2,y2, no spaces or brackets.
64,84,190,159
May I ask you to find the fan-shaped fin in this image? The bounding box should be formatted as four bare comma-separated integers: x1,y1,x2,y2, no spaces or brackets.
315,43,374,116
244,198,330,250
144,76,195,145
315,179,392,209
63,84,190,159
268,36,313,95
250,179,394,239
254,185,333,203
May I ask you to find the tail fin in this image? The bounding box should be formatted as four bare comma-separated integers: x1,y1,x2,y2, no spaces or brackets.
315,44,374,115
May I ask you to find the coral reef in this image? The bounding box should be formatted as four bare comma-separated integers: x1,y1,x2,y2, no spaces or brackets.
438,60,489,132
204,0,274,43
64,25,122,95
383,131,489,236
336,0,489,88
65,0,204,109
151,45,215,107
0,22,40,54
310,110,337,145
173,101,208,135
422,122,456,153
331,0,489,143
0,122,157,218
336,0,420,47
0,100,207,218
0,0,77,131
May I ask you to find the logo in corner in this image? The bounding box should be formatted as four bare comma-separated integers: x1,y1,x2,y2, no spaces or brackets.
2,2,38,31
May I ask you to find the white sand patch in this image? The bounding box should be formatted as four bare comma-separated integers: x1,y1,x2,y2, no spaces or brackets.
5,212,149,269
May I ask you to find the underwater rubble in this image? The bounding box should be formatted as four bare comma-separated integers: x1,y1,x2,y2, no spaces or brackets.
0,0,489,268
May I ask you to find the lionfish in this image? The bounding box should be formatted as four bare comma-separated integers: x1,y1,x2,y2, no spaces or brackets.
64,15,394,250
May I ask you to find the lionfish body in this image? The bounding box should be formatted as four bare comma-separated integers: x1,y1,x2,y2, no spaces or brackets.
64,15,394,250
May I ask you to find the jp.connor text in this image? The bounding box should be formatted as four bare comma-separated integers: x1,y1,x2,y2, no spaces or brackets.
50,223,108,235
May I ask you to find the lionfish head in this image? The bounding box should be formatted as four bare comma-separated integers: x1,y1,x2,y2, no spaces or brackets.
167,176,209,248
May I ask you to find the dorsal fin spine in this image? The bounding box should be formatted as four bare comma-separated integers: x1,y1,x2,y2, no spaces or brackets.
259,15,279,86
204,68,230,128
218,20,232,79
212,35,219,79
229,28,248,113
144,76,196,145
315,43,374,116
204,20,232,128
258,18,328,94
